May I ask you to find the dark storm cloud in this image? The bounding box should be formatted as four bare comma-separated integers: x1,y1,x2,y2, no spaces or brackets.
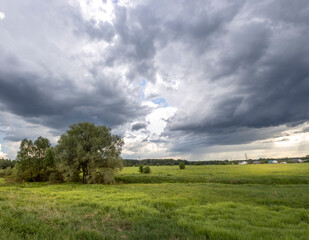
0,0,148,139
165,0,309,150
0,0,248,140
101,0,244,82
131,122,147,131
169,126,285,153
1,0,309,158
0,62,147,130
102,5,159,82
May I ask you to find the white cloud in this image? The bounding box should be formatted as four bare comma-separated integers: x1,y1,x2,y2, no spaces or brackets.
0,12,5,20
0,144,7,159
122,102,177,159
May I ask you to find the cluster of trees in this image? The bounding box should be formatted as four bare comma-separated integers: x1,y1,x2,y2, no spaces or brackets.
123,159,233,166
6,122,124,184
0,158,15,169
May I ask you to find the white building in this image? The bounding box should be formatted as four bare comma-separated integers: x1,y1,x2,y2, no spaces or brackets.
238,161,248,165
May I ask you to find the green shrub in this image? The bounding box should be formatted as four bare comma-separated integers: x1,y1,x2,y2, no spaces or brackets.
139,165,144,173
179,162,185,169
48,171,63,183
87,168,117,184
143,166,151,174
4,166,13,176
0,169,4,178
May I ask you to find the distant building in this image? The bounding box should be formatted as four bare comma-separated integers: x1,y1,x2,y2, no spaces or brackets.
238,161,248,165
253,161,260,164
290,159,301,163
268,160,278,164
297,159,303,163
280,162,287,164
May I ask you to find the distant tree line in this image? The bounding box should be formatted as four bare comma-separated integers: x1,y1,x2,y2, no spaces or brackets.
4,122,123,184
0,159,16,178
123,159,234,166
0,158,16,169
123,157,309,166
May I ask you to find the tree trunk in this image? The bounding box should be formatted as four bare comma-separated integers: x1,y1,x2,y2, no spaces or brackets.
30,170,35,182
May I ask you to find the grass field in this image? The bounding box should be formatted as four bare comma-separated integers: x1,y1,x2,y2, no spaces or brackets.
0,164,309,239
116,164,309,184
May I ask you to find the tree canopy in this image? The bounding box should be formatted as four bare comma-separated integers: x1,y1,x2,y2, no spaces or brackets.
55,122,123,184
9,122,124,184
15,137,51,182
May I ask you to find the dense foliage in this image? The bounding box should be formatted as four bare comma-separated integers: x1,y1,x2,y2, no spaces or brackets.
138,165,151,174
142,166,151,174
15,137,53,182
179,162,185,169
7,122,123,184
0,158,15,169
55,122,123,184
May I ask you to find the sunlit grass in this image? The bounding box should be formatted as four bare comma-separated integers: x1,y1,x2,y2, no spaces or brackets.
0,164,309,239
116,164,309,184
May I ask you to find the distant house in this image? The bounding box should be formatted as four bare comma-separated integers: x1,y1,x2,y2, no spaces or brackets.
290,159,300,163
268,160,278,164
280,162,287,164
253,161,260,164
238,161,248,165
298,159,303,163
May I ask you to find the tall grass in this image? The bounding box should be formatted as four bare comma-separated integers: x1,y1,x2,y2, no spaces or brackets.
0,164,308,239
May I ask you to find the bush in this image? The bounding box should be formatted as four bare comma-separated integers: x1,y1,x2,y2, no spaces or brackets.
179,162,185,169
87,169,117,184
0,169,4,178
48,171,63,183
143,166,151,174
4,166,13,176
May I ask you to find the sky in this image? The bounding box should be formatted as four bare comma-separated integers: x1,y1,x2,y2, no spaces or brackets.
0,0,309,161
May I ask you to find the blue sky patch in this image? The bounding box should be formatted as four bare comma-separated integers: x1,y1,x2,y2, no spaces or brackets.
152,98,168,107
140,79,147,86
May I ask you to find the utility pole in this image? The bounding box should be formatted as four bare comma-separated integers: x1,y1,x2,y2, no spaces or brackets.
245,153,248,160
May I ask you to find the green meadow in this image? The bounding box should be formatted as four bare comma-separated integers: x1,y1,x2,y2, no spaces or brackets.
116,164,309,184
0,164,309,240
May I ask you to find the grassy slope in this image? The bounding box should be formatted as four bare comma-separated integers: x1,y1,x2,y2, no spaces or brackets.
0,164,308,240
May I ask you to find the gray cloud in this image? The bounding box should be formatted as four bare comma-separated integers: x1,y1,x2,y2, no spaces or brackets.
131,122,147,131
0,0,148,143
164,0,309,151
0,0,309,159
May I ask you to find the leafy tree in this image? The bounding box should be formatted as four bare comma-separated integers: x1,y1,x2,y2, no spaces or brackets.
55,122,123,184
139,165,144,173
179,162,185,169
15,139,36,182
15,137,52,182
